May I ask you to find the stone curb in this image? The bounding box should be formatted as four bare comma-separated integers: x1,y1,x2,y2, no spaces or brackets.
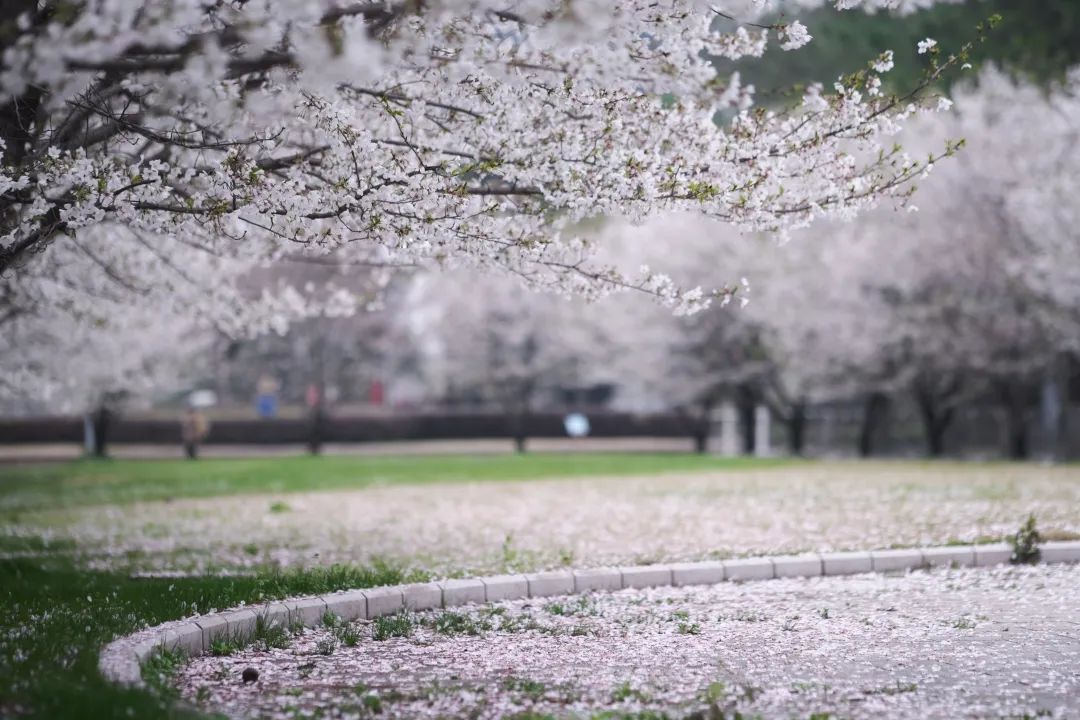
99,540,1080,688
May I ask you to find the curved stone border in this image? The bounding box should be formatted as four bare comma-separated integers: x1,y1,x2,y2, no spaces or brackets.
99,541,1080,688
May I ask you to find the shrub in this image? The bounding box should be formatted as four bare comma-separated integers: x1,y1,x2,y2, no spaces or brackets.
1011,514,1042,564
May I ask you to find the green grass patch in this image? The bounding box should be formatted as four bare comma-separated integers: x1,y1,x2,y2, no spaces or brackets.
209,614,292,657
426,610,493,637
0,454,791,513
371,611,415,641
0,555,427,720
502,676,548,700
612,681,652,703
544,595,595,617
208,635,243,657
332,623,362,647
0,533,77,554
139,647,186,702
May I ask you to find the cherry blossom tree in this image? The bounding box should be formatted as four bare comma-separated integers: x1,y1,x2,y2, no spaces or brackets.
601,212,883,455
396,64,1080,460
0,226,377,414
872,69,1080,458
399,268,626,448
0,275,212,452
1,0,980,404
597,64,1080,460
207,258,400,410
0,225,218,414
768,67,1080,458
584,215,766,451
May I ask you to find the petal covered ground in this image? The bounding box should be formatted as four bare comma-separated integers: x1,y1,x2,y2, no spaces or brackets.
176,563,1080,720
12,462,1080,574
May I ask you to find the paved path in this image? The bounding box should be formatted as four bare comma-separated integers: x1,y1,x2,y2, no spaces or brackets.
177,564,1080,719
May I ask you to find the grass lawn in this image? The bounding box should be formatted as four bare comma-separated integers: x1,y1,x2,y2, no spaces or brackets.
0,453,788,513
0,555,430,720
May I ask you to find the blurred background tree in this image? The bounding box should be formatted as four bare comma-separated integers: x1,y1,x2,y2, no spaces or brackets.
723,0,1080,96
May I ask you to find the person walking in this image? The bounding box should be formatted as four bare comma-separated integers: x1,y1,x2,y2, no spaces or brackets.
180,406,210,459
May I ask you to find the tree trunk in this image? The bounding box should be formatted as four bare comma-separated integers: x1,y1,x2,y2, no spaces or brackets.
510,407,527,454
736,386,756,456
914,390,953,458
0,9,47,272
307,408,325,456
857,392,888,458
687,401,713,455
91,405,111,458
309,333,326,456
998,379,1032,461
0,7,41,170
1043,356,1069,462
787,402,807,456
1007,417,1029,460
925,419,948,458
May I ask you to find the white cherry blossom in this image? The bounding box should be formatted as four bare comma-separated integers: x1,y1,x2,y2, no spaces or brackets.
1,0,970,402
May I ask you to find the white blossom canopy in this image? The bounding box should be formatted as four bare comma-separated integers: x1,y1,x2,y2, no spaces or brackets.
1,0,968,403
